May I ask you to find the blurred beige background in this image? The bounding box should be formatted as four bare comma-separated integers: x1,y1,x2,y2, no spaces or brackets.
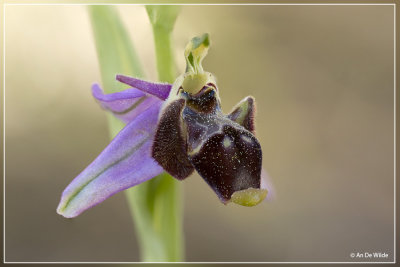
4,4,394,262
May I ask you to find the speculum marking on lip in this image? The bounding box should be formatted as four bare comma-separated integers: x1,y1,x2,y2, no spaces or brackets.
188,125,262,202
223,136,233,148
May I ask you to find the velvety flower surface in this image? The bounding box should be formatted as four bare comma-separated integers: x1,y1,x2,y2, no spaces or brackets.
57,34,271,218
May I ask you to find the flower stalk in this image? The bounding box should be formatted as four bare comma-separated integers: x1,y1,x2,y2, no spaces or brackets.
89,6,182,261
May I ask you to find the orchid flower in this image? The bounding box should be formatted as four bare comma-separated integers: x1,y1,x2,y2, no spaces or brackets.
57,34,270,219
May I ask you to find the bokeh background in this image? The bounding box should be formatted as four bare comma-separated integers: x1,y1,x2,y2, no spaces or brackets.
4,4,394,262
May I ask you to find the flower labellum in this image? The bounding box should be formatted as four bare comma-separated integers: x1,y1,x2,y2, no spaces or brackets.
152,34,267,206
57,34,268,218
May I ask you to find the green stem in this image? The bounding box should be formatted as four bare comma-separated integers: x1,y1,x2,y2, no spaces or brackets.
126,7,183,262
124,173,183,262
125,10,184,262
89,5,183,262
153,27,176,83
123,37,183,262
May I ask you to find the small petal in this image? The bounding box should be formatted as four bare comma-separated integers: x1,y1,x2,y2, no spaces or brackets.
116,74,171,100
228,96,256,134
92,83,162,124
57,103,163,218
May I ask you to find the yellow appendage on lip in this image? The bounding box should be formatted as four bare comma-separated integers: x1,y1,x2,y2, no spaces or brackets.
231,188,268,207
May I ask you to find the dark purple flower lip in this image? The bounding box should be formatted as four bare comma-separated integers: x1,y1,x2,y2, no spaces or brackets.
57,34,274,218
57,74,273,218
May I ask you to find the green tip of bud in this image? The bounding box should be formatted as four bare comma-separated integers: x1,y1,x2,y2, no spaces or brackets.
231,188,268,207
191,33,210,50
185,33,210,74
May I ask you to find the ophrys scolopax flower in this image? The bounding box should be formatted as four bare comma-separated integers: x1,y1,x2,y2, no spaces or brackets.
57,34,270,218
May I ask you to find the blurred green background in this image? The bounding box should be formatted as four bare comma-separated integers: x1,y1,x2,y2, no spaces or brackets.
4,4,394,262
